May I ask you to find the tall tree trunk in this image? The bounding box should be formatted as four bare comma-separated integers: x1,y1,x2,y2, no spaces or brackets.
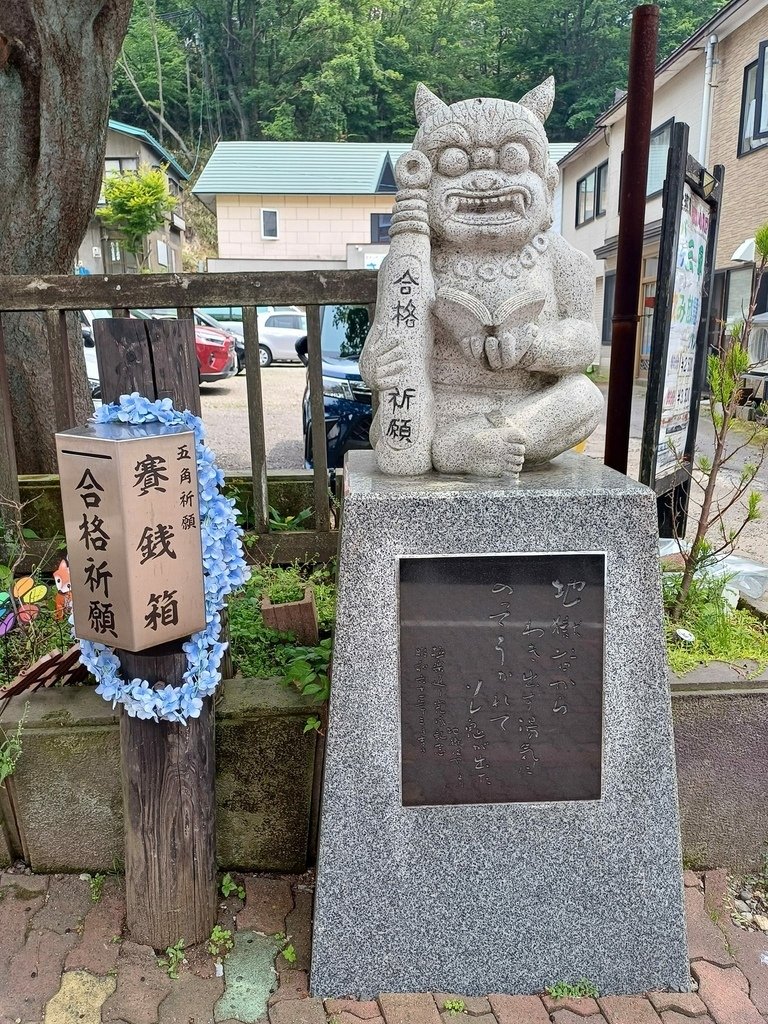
0,0,133,474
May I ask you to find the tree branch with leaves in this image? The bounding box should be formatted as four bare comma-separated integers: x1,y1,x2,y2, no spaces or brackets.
669,221,768,620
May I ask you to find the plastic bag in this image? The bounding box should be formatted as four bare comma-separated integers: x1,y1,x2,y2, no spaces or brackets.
658,539,768,599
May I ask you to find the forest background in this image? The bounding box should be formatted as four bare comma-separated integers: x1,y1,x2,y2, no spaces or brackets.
113,0,728,171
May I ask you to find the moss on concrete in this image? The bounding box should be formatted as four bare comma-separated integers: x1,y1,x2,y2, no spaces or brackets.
0,679,319,874
216,678,320,872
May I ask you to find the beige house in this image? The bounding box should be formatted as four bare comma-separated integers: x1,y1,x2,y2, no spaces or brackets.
77,120,188,275
194,140,574,272
559,0,768,376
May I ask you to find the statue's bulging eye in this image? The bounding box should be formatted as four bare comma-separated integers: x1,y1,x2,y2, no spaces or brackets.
437,148,470,177
500,143,530,174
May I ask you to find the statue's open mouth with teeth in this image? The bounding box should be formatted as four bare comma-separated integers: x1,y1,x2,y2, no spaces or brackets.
448,187,531,221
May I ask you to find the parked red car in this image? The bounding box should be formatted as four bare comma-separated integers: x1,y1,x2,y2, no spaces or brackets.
81,310,237,386
193,325,238,383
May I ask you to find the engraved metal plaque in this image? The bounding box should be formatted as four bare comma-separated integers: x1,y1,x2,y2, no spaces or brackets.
399,553,605,806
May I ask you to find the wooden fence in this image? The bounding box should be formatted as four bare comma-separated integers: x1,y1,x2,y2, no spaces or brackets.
0,271,378,562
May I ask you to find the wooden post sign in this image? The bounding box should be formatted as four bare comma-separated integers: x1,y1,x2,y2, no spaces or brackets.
640,121,725,536
55,422,205,651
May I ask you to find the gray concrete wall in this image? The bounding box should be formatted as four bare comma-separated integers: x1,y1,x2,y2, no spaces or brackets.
672,666,768,872
0,679,319,873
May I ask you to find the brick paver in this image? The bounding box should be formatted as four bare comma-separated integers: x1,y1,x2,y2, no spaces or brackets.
325,999,385,1019
487,994,550,1023
32,875,93,935
691,961,765,1024
684,887,734,967
269,996,326,1024
0,874,48,966
549,1012,607,1023
335,1014,386,1024
155,972,224,1023
542,994,602,1016
237,876,294,936
379,992,443,1024
100,940,173,1024
269,968,309,1005
489,995,548,1019
599,995,662,1022
434,994,492,1015
65,878,125,975
660,1013,715,1024
0,928,78,1021
647,990,709,1016
2,870,768,1024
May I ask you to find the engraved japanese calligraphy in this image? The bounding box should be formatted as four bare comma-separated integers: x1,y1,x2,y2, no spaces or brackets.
55,422,206,651
399,552,605,805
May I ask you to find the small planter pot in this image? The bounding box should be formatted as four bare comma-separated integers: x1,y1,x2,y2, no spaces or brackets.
261,587,319,645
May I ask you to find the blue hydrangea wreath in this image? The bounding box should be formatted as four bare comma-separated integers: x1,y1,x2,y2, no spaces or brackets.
78,393,250,723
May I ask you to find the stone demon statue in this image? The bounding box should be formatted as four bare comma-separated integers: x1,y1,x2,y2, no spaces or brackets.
359,78,603,477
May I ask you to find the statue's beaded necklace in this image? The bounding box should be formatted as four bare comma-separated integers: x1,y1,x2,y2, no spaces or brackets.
437,232,549,283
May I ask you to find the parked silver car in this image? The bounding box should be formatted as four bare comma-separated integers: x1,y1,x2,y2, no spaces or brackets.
257,311,307,366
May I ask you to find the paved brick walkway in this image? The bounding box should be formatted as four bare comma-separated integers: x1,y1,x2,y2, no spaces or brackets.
0,868,765,1023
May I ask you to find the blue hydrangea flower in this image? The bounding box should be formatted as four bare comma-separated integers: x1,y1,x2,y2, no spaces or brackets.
79,394,250,724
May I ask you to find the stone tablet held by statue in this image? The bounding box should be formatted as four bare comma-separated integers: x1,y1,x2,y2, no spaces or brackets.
360,77,604,477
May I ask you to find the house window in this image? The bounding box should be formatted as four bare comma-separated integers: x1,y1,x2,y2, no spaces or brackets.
104,157,138,175
371,213,392,243
646,120,673,197
576,161,608,227
261,209,279,239
596,161,608,217
739,46,768,156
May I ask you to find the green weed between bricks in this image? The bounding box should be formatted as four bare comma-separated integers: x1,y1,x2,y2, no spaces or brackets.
545,979,599,999
157,939,185,980
220,872,245,900
207,925,234,959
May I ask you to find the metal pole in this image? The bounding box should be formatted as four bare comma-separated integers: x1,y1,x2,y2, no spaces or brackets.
604,4,660,474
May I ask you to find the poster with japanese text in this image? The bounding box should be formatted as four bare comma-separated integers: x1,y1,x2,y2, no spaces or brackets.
655,184,711,479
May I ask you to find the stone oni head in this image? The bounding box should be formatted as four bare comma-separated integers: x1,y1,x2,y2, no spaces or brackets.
398,79,560,251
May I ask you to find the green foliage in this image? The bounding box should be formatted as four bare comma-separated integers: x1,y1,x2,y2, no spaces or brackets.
97,164,177,266
220,872,245,900
111,0,724,147
268,506,313,533
545,979,599,999
228,562,335,679
157,939,185,979
89,874,106,903
0,703,28,787
755,222,768,261
207,925,234,959
280,638,332,704
663,571,768,675
442,998,467,1014
281,943,297,964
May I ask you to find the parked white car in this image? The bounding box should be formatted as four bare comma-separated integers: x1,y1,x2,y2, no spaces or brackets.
257,311,307,366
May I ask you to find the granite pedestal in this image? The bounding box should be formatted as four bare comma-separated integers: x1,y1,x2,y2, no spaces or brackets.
311,451,689,997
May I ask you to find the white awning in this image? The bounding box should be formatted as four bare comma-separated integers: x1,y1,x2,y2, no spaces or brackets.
731,237,756,262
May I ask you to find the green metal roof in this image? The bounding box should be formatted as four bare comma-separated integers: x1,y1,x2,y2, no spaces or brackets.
108,119,189,181
193,140,576,200
193,142,411,198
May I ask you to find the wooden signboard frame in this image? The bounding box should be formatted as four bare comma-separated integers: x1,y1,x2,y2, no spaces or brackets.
639,121,725,537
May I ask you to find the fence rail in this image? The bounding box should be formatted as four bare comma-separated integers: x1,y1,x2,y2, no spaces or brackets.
0,270,379,560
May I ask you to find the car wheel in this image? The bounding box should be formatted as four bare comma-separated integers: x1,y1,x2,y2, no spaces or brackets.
259,345,272,367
